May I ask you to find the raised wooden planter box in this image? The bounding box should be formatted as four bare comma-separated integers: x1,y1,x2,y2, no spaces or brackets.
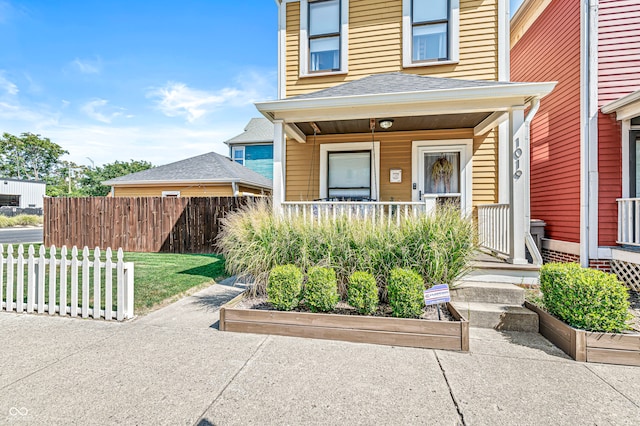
220,294,469,351
525,302,640,366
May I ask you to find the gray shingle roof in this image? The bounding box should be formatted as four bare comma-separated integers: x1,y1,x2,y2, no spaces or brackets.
225,118,274,145
103,151,272,189
289,72,516,100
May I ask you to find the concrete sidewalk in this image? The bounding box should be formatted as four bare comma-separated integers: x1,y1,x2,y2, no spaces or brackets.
1,281,639,425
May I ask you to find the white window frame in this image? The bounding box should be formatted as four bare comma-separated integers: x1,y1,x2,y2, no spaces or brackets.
162,191,181,198
411,139,472,215
231,146,245,165
320,142,380,200
299,0,349,78
402,0,459,68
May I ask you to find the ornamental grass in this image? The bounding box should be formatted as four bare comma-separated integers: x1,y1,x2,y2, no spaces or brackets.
218,199,476,298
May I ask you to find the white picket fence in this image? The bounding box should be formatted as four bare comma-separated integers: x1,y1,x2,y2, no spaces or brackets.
0,245,134,321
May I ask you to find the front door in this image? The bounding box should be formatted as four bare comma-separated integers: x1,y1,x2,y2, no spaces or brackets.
412,141,471,213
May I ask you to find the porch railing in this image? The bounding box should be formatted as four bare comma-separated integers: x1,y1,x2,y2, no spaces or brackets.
281,200,437,225
617,198,640,246
477,203,510,256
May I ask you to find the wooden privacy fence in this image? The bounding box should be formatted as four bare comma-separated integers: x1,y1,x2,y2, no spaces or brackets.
44,196,254,253
0,244,134,321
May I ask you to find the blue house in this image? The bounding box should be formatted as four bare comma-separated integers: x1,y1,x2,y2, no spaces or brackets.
225,118,273,180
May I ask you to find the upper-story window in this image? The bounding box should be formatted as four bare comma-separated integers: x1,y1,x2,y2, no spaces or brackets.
403,0,459,68
232,146,245,165
300,0,349,77
309,0,341,72
412,0,449,62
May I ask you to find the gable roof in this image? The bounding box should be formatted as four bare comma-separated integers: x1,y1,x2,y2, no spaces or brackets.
289,73,516,100
103,151,272,189
225,118,274,145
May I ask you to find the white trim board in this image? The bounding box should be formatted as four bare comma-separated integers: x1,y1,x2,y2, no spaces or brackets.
541,238,580,256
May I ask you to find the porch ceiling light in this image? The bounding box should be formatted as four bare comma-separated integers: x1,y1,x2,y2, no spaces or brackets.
379,119,394,130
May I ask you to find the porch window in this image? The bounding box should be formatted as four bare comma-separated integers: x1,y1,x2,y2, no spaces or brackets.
327,151,371,200
424,152,460,194
402,0,459,67
309,0,341,72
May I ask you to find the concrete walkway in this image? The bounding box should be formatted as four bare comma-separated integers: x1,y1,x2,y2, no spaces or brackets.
1,280,639,425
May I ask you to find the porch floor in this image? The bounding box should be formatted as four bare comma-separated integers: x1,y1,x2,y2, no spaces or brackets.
470,251,540,272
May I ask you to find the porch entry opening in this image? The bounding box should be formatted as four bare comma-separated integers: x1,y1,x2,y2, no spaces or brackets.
327,150,371,200
421,150,461,208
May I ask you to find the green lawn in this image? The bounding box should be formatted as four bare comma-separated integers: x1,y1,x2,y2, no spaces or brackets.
2,244,227,314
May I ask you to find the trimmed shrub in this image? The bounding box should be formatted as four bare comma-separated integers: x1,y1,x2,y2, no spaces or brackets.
305,266,340,312
347,271,378,315
218,200,476,297
540,263,631,333
267,265,303,311
387,268,424,318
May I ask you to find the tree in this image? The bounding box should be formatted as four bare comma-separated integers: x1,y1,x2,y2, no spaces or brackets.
0,132,68,180
46,161,89,197
79,160,154,196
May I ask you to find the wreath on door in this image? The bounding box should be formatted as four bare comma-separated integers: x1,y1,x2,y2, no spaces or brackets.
431,156,454,193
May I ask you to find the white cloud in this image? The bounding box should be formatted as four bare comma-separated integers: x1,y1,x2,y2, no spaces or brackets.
81,99,124,123
42,124,236,167
71,57,101,74
0,72,19,95
148,71,276,123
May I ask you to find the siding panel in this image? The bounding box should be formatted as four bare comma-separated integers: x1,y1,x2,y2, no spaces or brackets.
285,128,497,206
285,0,498,97
597,0,640,246
511,0,581,243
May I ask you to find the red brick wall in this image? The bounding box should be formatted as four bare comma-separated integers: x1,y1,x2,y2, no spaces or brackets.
541,248,611,273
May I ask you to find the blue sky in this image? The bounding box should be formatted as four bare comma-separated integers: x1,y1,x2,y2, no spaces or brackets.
1,0,525,168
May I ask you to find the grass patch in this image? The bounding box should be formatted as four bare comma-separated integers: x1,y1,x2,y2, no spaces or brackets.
1,244,227,314
0,214,43,228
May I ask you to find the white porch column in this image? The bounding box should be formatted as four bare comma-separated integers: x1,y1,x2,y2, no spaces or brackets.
509,106,527,264
272,119,286,214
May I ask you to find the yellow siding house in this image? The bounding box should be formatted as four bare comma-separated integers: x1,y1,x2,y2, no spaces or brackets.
256,0,556,264
104,152,272,198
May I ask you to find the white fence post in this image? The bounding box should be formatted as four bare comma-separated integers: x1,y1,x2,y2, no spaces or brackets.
5,246,13,312
48,246,57,315
124,263,135,319
16,245,24,313
37,246,46,314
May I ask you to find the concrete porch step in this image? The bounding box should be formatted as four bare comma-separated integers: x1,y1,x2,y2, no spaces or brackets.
451,301,539,332
463,269,540,286
451,282,525,305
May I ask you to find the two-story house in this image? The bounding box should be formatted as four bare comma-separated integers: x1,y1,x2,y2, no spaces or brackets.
225,118,275,180
511,0,640,289
255,0,555,265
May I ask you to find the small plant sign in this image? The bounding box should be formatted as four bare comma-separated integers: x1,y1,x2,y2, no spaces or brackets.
423,284,451,320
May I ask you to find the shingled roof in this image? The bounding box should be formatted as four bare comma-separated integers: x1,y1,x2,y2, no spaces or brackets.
289,72,516,100
225,118,273,145
103,151,272,189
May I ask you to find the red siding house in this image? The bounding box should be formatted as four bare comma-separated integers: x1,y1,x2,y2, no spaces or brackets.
511,0,640,286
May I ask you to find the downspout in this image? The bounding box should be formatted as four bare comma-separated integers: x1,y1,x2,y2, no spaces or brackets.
580,0,599,267
524,98,544,265
232,181,239,197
